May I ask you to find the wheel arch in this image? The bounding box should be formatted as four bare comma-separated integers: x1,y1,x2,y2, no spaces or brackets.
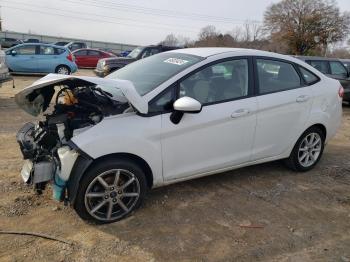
92,153,154,189
308,123,327,138
67,152,154,205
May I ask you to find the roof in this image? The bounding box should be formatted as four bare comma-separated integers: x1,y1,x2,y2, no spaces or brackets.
72,48,115,55
295,55,340,62
10,43,67,48
169,47,288,59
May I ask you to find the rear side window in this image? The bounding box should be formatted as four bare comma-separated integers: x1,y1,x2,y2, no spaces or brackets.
40,46,54,55
329,61,348,77
88,50,100,56
308,61,329,74
298,66,319,85
256,59,301,94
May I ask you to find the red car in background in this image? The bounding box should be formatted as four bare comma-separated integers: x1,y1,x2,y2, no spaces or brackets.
72,48,116,68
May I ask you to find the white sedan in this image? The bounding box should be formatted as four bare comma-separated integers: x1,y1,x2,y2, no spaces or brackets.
15,48,343,223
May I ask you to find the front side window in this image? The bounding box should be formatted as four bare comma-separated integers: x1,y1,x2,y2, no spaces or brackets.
308,61,329,74
16,45,36,55
141,49,152,58
107,52,203,95
329,61,348,77
179,59,249,104
127,47,143,59
298,66,319,85
257,59,301,94
142,48,160,59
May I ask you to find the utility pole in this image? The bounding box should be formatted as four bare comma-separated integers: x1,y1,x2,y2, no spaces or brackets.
0,5,2,31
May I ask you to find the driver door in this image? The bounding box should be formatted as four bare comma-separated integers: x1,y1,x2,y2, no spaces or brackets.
6,45,38,72
154,58,257,182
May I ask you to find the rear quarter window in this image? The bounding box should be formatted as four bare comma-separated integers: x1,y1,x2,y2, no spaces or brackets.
55,48,66,55
298,66,320,85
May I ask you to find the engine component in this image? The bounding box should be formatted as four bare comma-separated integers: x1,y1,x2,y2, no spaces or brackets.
57,146,79,181
16,122,36,159
20,159,33,183
16,83,129,198
32,161,55,184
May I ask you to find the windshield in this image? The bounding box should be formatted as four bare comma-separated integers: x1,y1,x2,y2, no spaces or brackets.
126,47,144,59
107,52,204,95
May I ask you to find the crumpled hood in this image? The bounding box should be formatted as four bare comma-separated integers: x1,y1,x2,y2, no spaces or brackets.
14,73,148,116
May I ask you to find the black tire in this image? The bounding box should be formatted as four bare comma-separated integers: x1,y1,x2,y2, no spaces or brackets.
74,158,147,224
55,65,71,75
284,126,325,172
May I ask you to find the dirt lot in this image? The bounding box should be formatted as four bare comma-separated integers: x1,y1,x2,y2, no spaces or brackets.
0,71,349,262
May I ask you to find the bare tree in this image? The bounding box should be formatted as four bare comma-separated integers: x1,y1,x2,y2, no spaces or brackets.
198,25,219,41
159,33,179,46
327,48,350,59
264,0,350,55
242,21,263,42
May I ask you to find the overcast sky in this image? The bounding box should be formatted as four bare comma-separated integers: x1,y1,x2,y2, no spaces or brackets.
1,0,349,45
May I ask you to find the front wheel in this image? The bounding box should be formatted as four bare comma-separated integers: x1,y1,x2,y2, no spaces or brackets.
285,127,325,172
74,159,147,223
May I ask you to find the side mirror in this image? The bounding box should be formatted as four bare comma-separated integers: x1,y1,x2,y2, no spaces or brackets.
11,50,17,56
170,96,202,124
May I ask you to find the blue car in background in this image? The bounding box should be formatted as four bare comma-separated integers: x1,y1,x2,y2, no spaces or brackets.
5,43,78,74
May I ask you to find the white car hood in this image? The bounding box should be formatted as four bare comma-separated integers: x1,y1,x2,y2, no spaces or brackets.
14,73,148,116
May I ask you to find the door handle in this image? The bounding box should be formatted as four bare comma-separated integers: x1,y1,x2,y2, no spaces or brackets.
231,108,250,118
296,95,309,103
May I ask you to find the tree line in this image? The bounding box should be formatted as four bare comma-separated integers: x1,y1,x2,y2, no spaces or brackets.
160,0,350,58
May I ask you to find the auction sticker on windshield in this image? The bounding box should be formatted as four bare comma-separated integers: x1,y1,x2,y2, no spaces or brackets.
164,58,189,66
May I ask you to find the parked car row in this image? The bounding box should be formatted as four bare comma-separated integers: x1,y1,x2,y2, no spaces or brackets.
94,44,179,77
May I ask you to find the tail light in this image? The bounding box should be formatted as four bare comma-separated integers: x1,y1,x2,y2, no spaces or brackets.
66,53,74,62
338,85,344,99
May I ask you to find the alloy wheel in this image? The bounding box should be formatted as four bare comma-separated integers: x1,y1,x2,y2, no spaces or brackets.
297,132,322,167
84,169,140,222
57,66,69,75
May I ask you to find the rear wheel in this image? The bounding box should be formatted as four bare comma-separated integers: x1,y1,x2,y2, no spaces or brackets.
74,159,147,223
285,127,325,172
55,65,71,75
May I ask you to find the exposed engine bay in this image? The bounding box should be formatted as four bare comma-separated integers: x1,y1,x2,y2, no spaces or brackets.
16,82,131,199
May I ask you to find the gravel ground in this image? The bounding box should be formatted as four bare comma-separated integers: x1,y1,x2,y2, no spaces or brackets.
0,70,349,262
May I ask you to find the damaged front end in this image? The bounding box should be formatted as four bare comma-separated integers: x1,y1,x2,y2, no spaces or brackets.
15,74,146,201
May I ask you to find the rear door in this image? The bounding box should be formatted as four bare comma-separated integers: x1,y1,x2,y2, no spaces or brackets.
36,45,61,73
86,50,101,67
74,50,88,67
252,58,313,161
6,45,38,72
